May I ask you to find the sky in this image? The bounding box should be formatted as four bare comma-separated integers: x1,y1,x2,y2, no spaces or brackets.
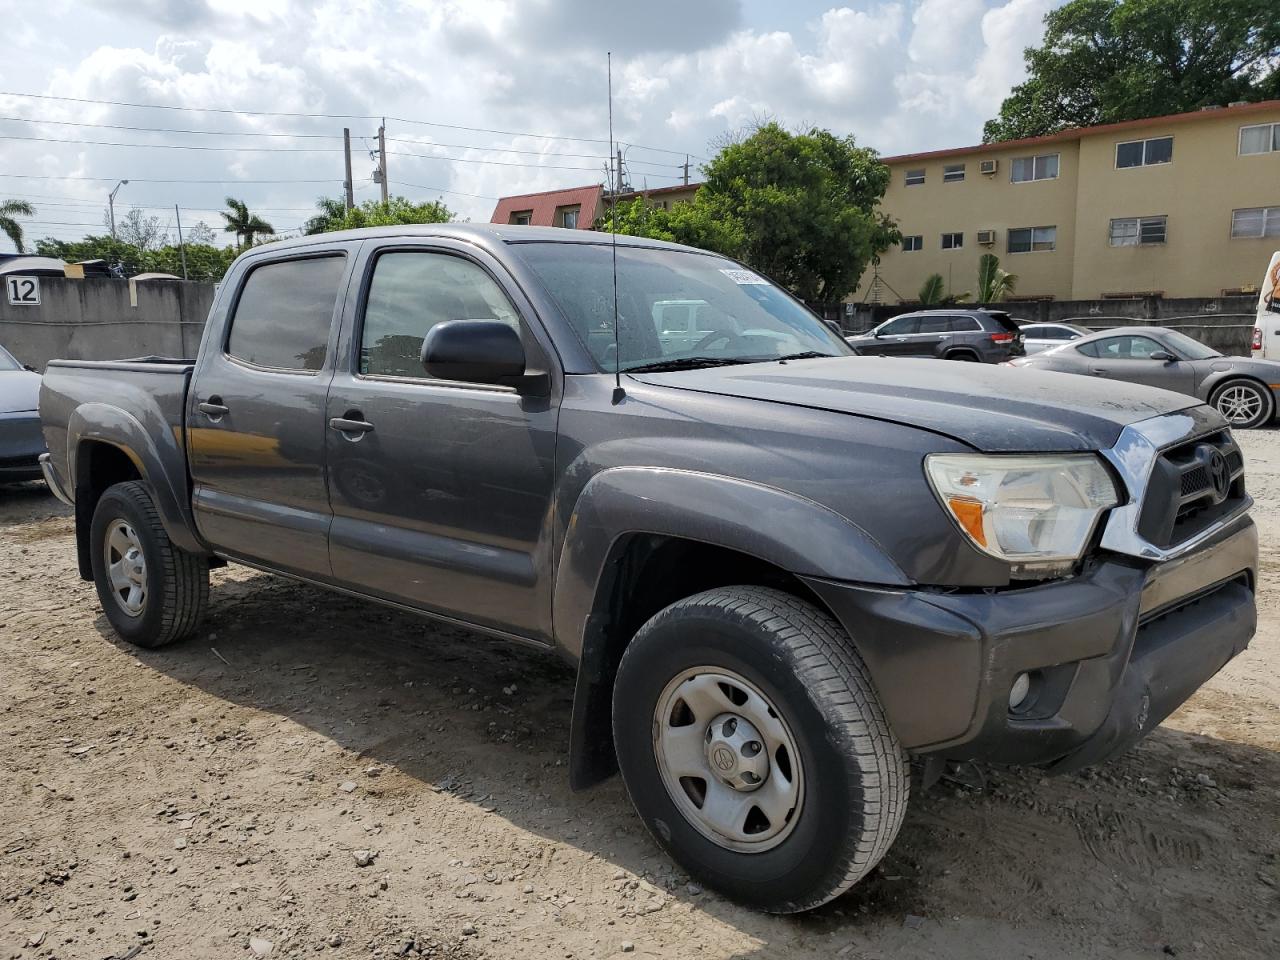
0,0,1059,250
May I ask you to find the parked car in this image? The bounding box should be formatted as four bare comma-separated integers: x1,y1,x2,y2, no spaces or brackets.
39,226,1257,913
1019,322,1092,354
1009,325,1280,428
1250,250,1279,358
845,309,1025,362
0,344,45,484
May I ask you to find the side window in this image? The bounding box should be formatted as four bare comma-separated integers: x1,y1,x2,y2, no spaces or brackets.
1076,340,1100,358
879,316,920,336
917,316,949,334
226,256,346,371
948,316,981,332
360,251,521,379
1092,335,1162,359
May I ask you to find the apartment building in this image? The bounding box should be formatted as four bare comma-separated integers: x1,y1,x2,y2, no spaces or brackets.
490,182,703,229
874,100,1280,302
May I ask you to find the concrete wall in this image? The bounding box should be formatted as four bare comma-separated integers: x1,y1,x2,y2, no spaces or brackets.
0,277,214,371
843,296,1257,354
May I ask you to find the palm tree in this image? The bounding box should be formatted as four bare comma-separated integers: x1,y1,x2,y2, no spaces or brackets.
220,197,275,248
976,253,1018,303
918,273,946,305
303,197,347,235
0,199,35,253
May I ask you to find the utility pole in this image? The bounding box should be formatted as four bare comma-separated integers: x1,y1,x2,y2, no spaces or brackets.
343,128,355,212
682,155,690,186
378,120,388,204
108,179,129,240
616,147,626,193
174,204,188,280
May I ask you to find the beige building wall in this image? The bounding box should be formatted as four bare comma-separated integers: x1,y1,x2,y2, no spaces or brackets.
870,102,1280,304
1071,106,1280,298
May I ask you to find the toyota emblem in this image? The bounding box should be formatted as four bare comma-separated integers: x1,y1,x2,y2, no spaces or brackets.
1208,450,1231,502
712,746,736,772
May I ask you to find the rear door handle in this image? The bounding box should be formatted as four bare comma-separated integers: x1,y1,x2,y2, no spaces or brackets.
198,398,229,418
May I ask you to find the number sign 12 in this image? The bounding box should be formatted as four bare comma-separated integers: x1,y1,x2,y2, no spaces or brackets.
6,275,41,305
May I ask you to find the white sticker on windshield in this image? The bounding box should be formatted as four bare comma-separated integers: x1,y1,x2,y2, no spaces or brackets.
720,268,769,285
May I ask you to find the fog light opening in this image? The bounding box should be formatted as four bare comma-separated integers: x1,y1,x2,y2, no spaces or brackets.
1009,672,1032,711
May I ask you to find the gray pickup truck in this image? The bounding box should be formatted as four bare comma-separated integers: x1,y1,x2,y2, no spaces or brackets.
39,225,1257,913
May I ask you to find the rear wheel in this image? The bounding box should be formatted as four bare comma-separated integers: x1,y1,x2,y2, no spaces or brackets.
1211,380,1273,429
946,351,980,362
90,481,209,648
612,586,908,913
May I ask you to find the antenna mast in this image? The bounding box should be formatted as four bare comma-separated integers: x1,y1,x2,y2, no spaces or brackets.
608,52,625,404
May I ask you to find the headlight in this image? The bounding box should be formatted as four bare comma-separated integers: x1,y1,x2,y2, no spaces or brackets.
925,453,1119,579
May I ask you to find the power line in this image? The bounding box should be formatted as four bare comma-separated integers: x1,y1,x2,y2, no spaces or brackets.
392,181,498,201
0,115,358,140
0,133,340,153
0,173,340,184
0,89,707,160
385,134,682,169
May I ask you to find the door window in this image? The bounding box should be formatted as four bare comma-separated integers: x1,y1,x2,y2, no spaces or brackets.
226,256,346,371
359,251,521,379
877,316,920,336
1090,335,1164,359
917,316,950,334
948,316,981,332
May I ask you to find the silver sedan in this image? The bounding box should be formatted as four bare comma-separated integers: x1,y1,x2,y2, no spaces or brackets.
1008,326,1280,428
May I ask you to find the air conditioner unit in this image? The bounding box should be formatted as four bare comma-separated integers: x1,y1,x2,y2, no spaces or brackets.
976,229,996,246
979,159,998,175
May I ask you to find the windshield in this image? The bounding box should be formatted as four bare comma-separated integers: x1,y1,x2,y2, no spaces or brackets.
514,243,851,371
1162,330,1221,360
0,345,21,371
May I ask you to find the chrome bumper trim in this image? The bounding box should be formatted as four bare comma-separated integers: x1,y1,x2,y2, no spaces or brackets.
39,453,74,506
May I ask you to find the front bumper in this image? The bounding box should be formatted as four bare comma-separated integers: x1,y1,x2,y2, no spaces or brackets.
802,513,1257,771
0,411,46,483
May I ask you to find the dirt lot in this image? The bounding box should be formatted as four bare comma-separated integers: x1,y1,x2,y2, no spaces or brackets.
2,436,1279,960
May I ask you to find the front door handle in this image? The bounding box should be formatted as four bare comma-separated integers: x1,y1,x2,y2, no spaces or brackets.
198,397,229,419
329,415,375,436
1089,367,1108,376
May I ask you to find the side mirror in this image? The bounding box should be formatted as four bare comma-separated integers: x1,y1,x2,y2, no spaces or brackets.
23,364,37,372
421,320,548,394
1150,351,1176,362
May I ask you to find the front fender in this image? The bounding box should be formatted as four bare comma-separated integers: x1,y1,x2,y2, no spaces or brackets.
552,466,910,661
68,403,204,554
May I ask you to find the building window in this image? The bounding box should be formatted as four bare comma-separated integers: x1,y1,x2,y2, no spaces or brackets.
902,235,923,251
1240,123,1280,156
1231,206,1280,239
1109,216,1167,246
1008,226,1057,253
510,210,532,225
904,169,925,186
1010,153,1059,182
943,164,965,183
1115,136,1173,168
555,205,580,229
941,232,963,249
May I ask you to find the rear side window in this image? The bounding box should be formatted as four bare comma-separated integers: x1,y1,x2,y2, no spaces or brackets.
1076,340,1100,358
948,316,981,332
982,311,1020,334
360,251,520,379
227,256,346,371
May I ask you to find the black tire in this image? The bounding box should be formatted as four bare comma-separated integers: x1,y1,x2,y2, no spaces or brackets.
90,480,209,648
946,351,980,362
612,586,908,913
1210,379,1274,429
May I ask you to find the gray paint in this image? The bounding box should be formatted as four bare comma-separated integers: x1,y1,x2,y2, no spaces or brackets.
0,277,214,371
37,224,1259,773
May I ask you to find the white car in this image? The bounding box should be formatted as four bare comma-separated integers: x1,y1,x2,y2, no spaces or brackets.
1019,322,1092,354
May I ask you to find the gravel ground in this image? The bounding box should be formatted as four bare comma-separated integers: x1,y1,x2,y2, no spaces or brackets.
2,431,1279,960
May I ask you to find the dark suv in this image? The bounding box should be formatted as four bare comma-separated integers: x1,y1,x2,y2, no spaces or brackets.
846,309,1025,362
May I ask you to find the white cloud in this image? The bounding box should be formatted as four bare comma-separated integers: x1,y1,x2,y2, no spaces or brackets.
0,0,1055,249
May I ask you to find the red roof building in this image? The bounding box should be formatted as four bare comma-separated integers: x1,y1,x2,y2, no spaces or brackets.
490,184,603,229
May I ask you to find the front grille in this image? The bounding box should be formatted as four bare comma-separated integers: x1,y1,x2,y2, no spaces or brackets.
1136,429,1247,549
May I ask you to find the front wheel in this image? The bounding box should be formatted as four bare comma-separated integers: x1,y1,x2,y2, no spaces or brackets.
612,586,908,913
90,480,209,648
1211,380,1273,429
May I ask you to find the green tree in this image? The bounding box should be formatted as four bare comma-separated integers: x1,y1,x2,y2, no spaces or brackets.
918,274,947,305
220,197,275,248
34,235,238,282
597,123,897,304
1,199,35,253
311,196,454,232
984,0,1280,142
976,254,1018,303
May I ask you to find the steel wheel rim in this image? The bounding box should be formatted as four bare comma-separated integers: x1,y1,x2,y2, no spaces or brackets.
104,519,147,617
652,667,804,853
1216,386,1263,424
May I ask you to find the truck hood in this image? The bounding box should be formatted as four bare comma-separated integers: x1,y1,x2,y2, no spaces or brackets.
0,369,41,414
630,357,1203,452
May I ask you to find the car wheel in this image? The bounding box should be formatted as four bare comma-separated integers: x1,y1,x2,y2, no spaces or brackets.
612,586,908,913
90,480,209,648
946,351,980,362
1210,380,1273,429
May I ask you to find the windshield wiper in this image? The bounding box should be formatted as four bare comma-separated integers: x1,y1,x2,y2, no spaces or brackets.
622,357,758,373
775,351,834,362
